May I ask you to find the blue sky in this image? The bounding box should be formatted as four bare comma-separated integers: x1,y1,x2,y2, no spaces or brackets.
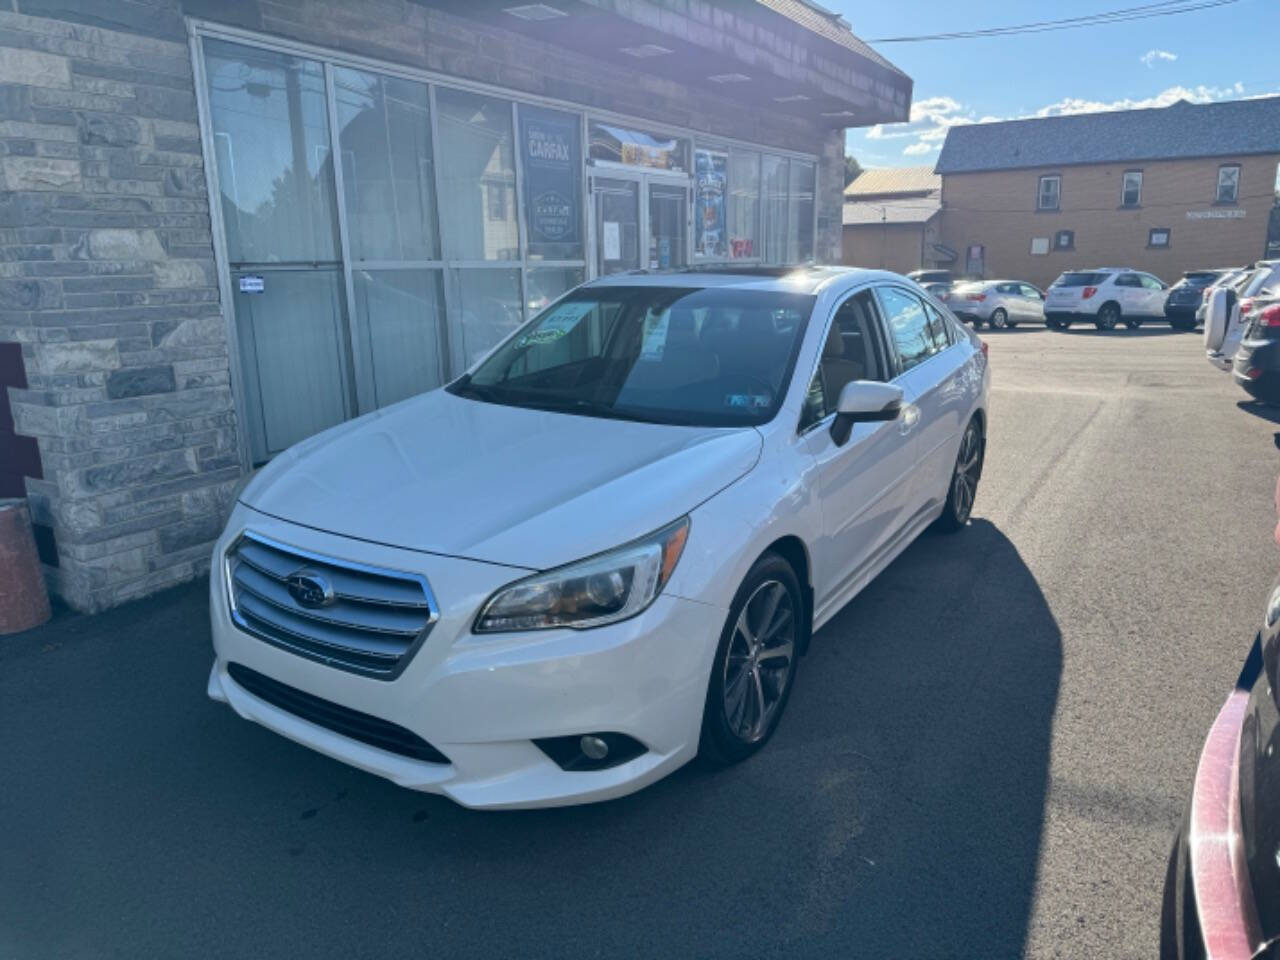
837,0,1280,169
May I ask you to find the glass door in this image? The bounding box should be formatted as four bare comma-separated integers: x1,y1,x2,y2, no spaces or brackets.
647,182,688,270
593,177,641,276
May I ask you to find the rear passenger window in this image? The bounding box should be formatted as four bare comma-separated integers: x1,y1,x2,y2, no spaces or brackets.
923,301,953,347
877,286,941,373
1115,273,1140,287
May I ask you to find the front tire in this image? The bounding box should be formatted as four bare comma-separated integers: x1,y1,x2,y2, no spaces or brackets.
699,554,803,767
936,417,984,532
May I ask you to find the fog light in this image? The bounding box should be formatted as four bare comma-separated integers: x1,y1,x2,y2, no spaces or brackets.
533,732,647,771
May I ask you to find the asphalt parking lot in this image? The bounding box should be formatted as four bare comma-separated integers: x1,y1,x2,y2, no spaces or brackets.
4,324,1279,960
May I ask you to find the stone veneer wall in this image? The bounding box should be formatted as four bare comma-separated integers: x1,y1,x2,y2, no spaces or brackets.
0,3,237,612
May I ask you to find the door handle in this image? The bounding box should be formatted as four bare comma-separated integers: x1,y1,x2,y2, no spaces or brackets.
899,403,920,435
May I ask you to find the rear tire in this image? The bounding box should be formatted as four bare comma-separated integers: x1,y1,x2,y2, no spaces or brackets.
1096,303,1121,331
936,417,984,532
990,308,1008,330
699,553,804,768
970,317,984,330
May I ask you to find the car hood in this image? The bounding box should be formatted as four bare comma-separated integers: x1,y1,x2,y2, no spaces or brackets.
240,389,763,570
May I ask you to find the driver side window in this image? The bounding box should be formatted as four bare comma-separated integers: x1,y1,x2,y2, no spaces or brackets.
800,290,887,431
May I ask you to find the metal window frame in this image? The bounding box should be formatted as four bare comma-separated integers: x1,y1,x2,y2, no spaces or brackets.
1216,163,1242,204
187,17,821,468
1121,169,1143,208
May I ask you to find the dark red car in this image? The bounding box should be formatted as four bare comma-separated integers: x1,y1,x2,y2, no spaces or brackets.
1161,478,1280,959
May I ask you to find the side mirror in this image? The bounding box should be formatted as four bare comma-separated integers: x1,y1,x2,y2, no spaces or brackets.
830,381,904,446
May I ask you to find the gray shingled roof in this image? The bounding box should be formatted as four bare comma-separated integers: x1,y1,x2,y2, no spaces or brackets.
935,97,1280,174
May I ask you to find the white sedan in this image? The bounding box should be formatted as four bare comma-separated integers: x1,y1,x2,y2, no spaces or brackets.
207,267,990,809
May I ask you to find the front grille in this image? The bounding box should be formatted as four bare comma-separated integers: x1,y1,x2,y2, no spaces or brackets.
226,662,449,764
225,532,438,680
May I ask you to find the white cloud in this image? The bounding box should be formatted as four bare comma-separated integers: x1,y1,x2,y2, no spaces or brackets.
1140,49,1177,68
881,82,1266,158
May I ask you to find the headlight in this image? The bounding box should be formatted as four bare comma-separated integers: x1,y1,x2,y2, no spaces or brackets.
474,517,690,633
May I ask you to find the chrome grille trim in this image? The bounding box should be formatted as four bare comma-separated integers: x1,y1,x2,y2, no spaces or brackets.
224,531,439,680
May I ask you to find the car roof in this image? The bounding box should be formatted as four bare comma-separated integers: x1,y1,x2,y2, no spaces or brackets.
581,265,904,296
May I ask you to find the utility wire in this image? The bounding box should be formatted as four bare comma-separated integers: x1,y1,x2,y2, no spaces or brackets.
870,0,1241,42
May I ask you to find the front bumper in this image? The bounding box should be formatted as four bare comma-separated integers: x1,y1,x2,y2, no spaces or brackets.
208,506,725,809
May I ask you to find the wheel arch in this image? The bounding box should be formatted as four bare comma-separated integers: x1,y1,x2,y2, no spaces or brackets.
760,535,814,655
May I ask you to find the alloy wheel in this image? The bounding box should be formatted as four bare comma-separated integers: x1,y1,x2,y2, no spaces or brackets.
951,422,982,524
991,309,1008,329
722,580,796,744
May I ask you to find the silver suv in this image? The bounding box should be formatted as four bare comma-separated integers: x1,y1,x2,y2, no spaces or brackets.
1044,268,1169,331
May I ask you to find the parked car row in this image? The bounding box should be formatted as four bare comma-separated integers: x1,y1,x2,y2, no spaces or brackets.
1204,260,1280,403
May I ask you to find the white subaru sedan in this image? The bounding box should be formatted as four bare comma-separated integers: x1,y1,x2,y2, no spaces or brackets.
207,267,990,809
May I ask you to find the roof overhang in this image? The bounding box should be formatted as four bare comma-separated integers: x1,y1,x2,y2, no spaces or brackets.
423,0,911,128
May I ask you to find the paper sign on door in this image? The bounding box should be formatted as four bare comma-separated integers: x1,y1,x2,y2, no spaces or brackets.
603,221,621,261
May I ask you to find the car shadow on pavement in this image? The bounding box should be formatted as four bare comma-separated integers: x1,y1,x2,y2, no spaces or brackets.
0,518,1060,960
1055,326,1187,337
1235,398,1280,425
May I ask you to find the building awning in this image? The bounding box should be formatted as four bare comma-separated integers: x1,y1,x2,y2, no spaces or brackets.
425,0,912,128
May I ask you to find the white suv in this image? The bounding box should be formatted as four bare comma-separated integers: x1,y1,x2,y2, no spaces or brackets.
207,267,990,809
1044,268,1169,331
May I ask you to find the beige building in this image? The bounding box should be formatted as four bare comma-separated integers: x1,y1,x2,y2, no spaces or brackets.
934,98,1280,290
841,166,948,273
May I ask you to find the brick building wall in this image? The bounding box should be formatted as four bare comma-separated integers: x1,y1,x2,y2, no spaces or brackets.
938,155,1280,289
842,218,941,274
0,0,858,612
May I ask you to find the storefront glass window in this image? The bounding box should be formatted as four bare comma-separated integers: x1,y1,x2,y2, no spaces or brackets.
519,106,583,261
526,266,585,317
762,155,789,264
436,89,519,260
204,39,339,264
353,269,446,407
788,159,816,262
449,267,523,370
589,121,688,173
694,148,729,259
334,68,439,262
728,149,760,260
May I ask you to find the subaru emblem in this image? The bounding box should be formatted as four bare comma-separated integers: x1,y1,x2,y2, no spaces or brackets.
286,568,335,608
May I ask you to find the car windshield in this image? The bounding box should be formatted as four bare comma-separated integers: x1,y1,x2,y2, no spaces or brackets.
449,285,815,427
1054,272,1107,287
1181,272,1220,285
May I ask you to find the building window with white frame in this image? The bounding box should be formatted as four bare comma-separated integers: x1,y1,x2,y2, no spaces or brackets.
1121,170,1142,207
1216,164,1241,204
1037,174,1061,211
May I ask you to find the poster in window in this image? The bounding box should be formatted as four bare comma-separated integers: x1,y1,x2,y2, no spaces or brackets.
521,107,581,252
695,149,728,259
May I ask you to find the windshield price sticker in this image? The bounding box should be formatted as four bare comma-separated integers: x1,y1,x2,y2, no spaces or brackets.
725,394,771,409
517,301,594,347
639,308,670,360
